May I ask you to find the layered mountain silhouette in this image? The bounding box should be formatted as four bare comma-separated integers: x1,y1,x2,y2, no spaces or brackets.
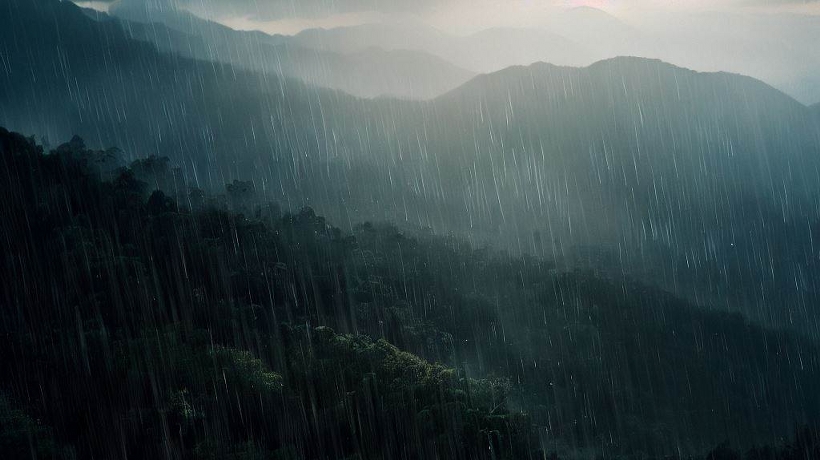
4,0,820,334
106,4,476,99
0,0,345,186
287,7,820,105
634,10,820,106
291,22,597,73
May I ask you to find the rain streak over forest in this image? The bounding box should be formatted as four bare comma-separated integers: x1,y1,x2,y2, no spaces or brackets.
2,0,820,458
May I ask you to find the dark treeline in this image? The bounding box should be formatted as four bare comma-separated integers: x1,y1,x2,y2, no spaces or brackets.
1,127,819,459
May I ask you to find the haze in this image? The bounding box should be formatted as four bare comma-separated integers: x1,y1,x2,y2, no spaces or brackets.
76,0,820,105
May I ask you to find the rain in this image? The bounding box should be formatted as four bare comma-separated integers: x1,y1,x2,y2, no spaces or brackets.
2,0,820,458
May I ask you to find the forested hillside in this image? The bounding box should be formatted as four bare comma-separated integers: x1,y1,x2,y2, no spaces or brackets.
2,127,819,458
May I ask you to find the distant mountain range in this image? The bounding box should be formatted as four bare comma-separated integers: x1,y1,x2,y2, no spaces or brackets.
93,1,820,105
104,4,476,99
5,2,820,456
4,0,820,335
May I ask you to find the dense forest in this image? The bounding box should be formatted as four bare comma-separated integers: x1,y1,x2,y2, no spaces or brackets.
2,127,819,459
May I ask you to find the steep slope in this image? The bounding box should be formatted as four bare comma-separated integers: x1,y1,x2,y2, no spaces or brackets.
0,0,360,196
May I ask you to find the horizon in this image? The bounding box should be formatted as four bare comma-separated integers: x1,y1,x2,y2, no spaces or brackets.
75,0,820,105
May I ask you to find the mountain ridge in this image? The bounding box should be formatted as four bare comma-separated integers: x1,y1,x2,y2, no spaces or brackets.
106,4,476,99
6,0,820,336
1,125,819,456
291,22,596,73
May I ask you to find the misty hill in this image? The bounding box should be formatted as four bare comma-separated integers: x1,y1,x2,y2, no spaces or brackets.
6,0,820,337
287,7,820,105
446,28,595,73
106,5,475,99
286,7,641,74
2,126,819,458
292,22,455,57
633,10,820,106
310,57,820,331
415,58,820,329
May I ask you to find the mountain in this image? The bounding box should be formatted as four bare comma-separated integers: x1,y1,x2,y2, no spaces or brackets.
0,0,354,192
6,0,820,336
615,10,820,105
440,27,595,73
420,58,820,327
106,5,475,99
291,23,597,73
543,6,642,56
287,8,634,73
287,7,820,105
1,126,819,457
5,2,820,456
292,22,455,56
300,47,475,99
310,56,820,330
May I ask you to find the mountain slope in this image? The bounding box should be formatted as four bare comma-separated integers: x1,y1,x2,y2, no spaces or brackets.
394,58,820,329
6,0,820,336
1,126,818,457
452,27,596,72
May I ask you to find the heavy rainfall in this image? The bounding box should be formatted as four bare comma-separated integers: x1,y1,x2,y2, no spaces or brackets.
2,0,820,458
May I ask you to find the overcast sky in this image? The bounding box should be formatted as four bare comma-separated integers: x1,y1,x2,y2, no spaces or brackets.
79,0,820,21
